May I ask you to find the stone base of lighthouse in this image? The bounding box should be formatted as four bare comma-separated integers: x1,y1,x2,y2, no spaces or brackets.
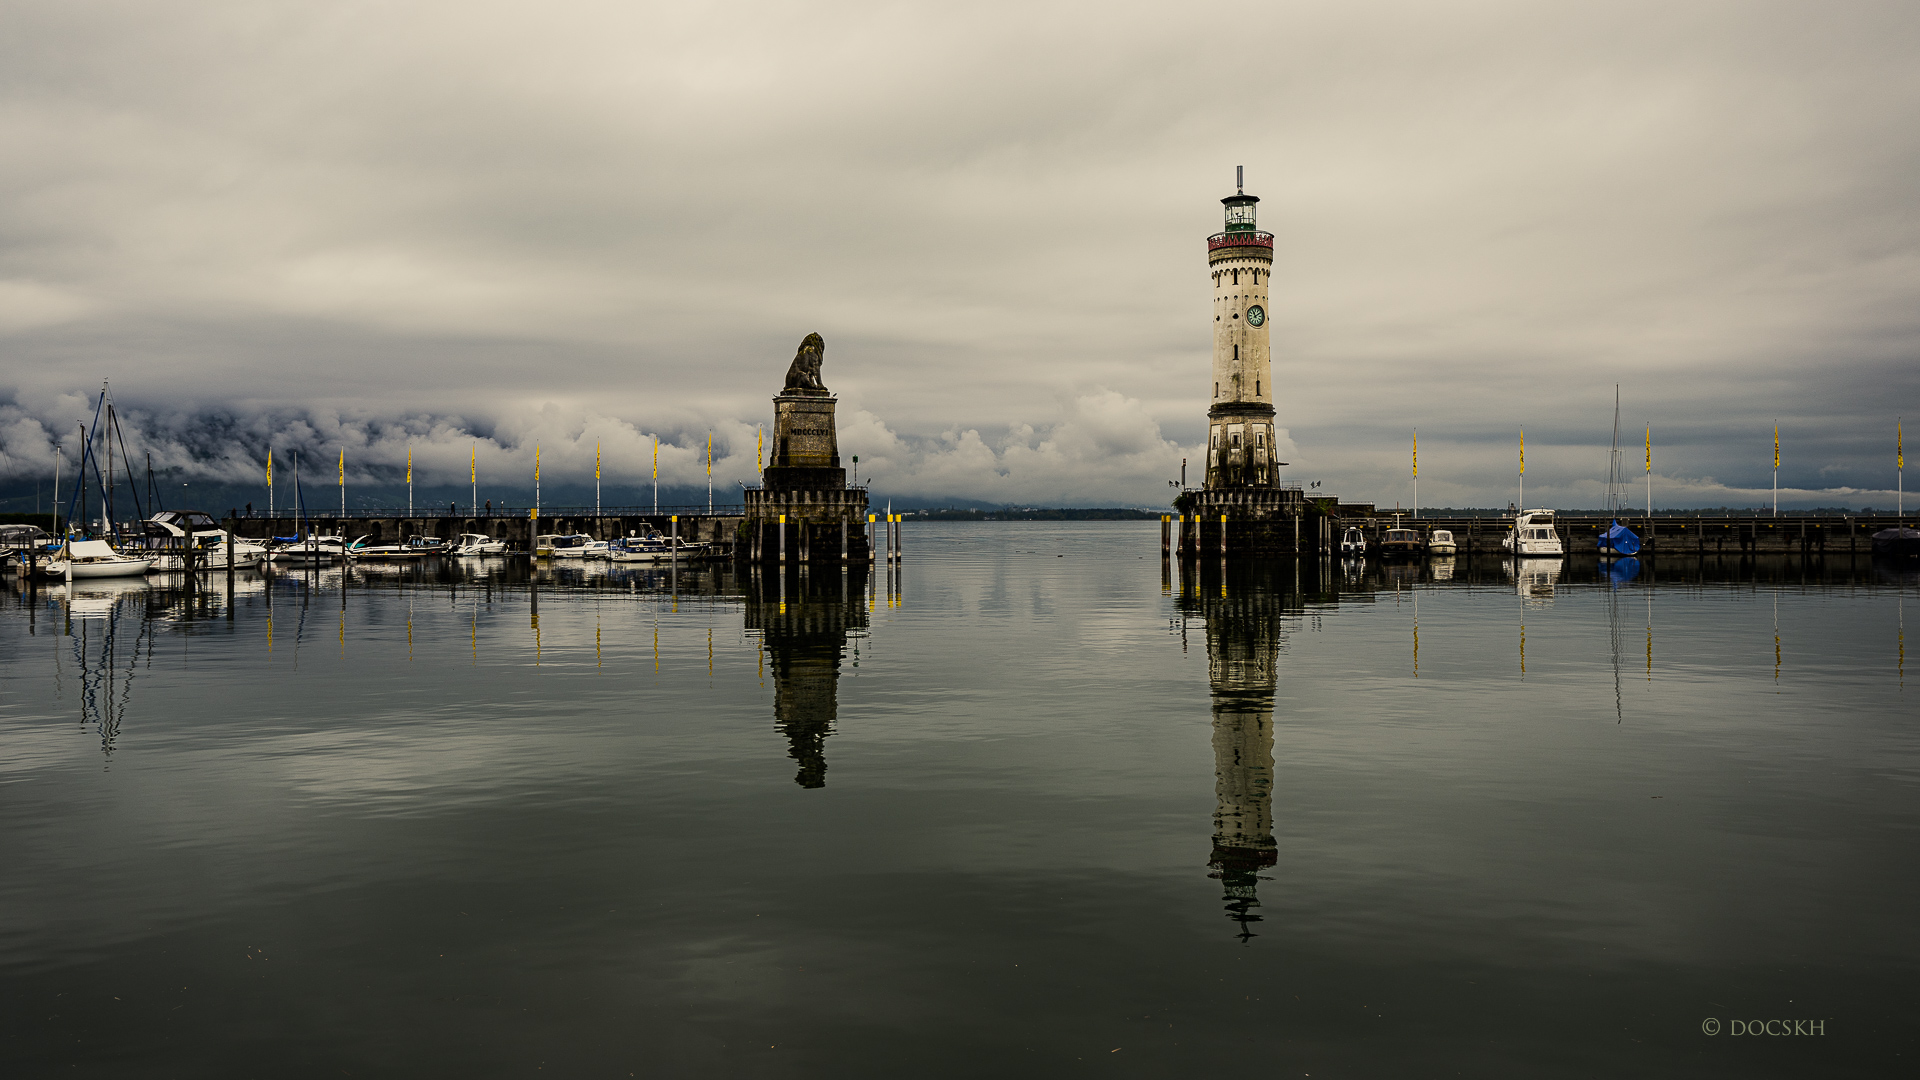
743,389,870,564
1176,487,1308,557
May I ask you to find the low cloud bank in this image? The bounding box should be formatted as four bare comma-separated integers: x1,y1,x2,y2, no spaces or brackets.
0,388,1208,509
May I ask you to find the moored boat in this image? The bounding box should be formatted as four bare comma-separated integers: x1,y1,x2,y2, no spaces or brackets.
450,533,508,556
1425,528,1458,555
534,533,599,559
1339,527,1367,556
1501,509,1566,556
140,509,273,569
270,535,351,565
352,535,448,561
1597,520,1641,557
40,539,153,579
608,531,704,563
1379,527,1424,558
1872,527,1920,558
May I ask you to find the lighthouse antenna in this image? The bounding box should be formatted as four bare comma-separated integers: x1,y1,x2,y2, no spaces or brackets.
1236,165,1243,193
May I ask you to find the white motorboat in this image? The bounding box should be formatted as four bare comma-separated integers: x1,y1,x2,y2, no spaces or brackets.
1426,528,1458,555
608,531,708,563
1501,509,1566,557
40,538,154,579
141,509,272,569
536,533,603,559
2,523,53,575
351,534,448,561
271,535,352,565
1339,526,1367,556
450,533,508,556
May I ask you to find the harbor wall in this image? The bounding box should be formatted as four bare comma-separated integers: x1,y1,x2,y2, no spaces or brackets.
1336,514,1915,556
1166,510,1916,558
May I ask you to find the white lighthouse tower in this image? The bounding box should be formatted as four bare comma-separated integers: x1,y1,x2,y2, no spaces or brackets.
1206,167,1278,489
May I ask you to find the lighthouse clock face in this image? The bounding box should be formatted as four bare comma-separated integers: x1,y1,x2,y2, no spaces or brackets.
1245,304,1265,327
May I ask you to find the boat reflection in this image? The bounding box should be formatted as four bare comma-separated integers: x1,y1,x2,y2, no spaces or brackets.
1507,557,1563,603
744,566,869,788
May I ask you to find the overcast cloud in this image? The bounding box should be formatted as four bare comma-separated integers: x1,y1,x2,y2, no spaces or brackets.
3,0,1918,510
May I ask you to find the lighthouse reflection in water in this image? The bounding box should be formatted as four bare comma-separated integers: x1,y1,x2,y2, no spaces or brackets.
1180,561,1296,941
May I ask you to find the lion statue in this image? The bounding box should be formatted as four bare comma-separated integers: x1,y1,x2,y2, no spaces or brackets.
783,332,828,392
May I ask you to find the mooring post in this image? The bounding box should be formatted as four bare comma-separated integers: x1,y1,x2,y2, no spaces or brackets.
1219,514,1228,557
1161,515,1170,557
778,514,786,563
895,514,903,561
840,517,848,563
671,515,680,570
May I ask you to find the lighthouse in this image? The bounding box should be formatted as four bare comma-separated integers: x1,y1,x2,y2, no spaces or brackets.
1206,167,1278,489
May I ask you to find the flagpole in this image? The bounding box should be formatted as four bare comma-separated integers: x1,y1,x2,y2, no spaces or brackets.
535,444,541,522
1899,418,1904,517
1645,424,1652,522
1773,423,1779,519
706,431,713,514
1412,430,1418,521
471,444,477,516
339,449,345,517
407,445,413,519
652,436,658,514
595,441,601,516
267,447,274,520
1519,428,1524,519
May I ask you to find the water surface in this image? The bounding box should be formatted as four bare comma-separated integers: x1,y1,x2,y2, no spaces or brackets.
2,523,1915,1077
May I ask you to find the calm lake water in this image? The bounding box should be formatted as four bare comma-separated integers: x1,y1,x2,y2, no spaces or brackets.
2,522,1915,1077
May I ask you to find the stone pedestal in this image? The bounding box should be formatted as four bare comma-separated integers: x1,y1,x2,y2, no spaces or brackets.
745,388,869,563
1179,487,1308,557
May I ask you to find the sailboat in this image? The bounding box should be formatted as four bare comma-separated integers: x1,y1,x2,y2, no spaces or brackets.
1598,387,1641,557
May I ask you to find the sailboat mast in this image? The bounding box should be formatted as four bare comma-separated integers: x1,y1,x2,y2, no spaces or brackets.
1608,385,1622,518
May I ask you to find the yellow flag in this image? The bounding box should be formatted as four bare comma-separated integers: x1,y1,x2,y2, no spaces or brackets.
707,433,712,476
535,444,540,482
652,436,658,480
1412,430,1417,477
1774,424,1780,469
1645,425,1652,473
338,449,344,486
1900,419,1905,469
595,441,601,481
266,448,273,485
406,446,412,484
470,444,476,483
1519,429,1525,475
757,427,763,471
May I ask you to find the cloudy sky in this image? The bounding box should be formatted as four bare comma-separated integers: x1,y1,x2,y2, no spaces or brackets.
3,0,1917,510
